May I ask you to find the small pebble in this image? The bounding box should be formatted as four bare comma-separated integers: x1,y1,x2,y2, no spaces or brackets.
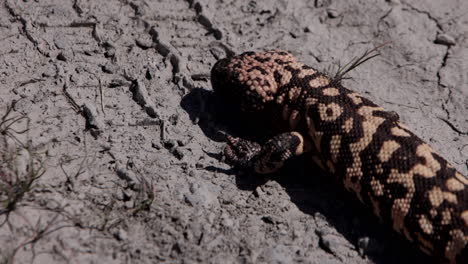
57,52,68,61
184,193,201,206
115,189,125,200
54,37,67,49
435,33,456,46
146,68,156,80
169,113,179,126
172,148,184,159
177,139,188,147
261,215,276,224
136,38,153,49
163,139,177,150
114,228,128,241
82,103,104,130
102,63,119,74
151,141,162,150
115,168,138,185
357,236,370,255
104,48,115,58
210,46,226,60
327,8,340,18
319,234,343,255
124,200,134,209
221,213,234,227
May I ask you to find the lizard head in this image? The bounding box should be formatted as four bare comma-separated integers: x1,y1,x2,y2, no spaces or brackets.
211,55,267,113
211,51,293,113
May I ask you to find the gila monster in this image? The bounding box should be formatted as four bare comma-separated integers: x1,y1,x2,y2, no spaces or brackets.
210,50,468,263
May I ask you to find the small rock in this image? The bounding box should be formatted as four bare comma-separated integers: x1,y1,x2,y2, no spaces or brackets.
130,2,146,16
124,200,134,209
122,190,132,201
155,42,171,57
177,139,187,147
262,245,293,264
197,14,212,28
357,236,370,255
136,38,152,49
184,193,202,206
103,42,116,57
163,139,177,150
82,102,104,131
54,37,68,49
115,168,138,185
115,189,125,200
171,243,183,254
189,183,198,193
213,29,222,40
221,213,234,227
461,145,468,158
77,193,86,200
207,212,216,224
253,186,264,198
319,234,343,255
184,183,220,208
104,47,115,58
314,0,327,8
145,68,156,80
327,8,340,18
210,46,226,60
168,114,179,126
57,51,68,61
108,79,127,88
151,141,162,150
357,236,384,255
149,27,172,56
102,63,119,74
114,228,128,241
170,54,182,74
279,226,288,235
182,74,196,90
188,170,196,177
435,33,456,46
261,215,276,225
316,227,352,258
173,148,184,159
129,79,159,118
134,118,161,126
145,106,159,119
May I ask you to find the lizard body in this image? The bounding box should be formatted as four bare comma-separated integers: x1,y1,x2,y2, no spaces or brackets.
211,50,468,263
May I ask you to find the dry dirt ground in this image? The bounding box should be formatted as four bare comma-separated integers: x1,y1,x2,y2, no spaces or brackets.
0,0,467,263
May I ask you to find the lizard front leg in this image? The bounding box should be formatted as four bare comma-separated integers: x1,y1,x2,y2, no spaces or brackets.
224,132,311,174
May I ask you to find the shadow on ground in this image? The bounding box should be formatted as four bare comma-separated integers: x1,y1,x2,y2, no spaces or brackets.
181,87,436,264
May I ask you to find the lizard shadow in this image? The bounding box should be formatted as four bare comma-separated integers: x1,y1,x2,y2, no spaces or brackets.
181,88,435,264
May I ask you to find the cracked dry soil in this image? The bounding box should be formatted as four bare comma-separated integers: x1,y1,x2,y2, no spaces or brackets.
0,0,467,263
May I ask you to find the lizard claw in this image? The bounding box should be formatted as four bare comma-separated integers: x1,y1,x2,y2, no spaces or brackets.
223,136,261,168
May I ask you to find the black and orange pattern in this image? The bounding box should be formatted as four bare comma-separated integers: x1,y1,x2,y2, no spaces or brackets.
211,51,468,263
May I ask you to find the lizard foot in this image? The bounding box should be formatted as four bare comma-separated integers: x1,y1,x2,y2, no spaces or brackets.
224,135,261,168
